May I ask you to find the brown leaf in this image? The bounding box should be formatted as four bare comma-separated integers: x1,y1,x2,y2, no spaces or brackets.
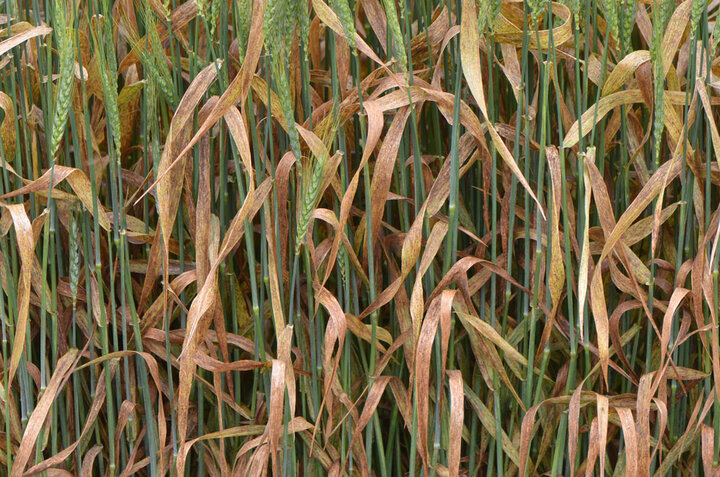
447,370,463,477
12,349,79,477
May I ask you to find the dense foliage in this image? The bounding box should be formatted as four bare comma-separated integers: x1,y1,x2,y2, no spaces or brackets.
0,0,718,475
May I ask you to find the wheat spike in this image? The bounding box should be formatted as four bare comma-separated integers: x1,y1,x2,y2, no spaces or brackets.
238,0,252,61
478,0,490,35
619,0,636,55
690,0,706,39
604,0,619,43
196,0,209,21
49,0,75,158
68,205,81,308
332,0,357,51
146,12,177,105
295,152,327,254
651,0,665,169
265,0,302,159
489,0,501,30
382,0,407,70
296,0,310,50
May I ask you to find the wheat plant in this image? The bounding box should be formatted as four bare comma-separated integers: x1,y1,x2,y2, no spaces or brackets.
0,0,719,475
